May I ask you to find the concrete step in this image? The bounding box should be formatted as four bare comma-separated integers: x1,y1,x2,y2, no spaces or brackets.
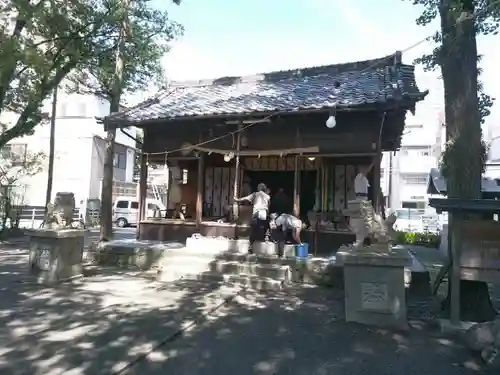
215,252,296,266
209,260,290,281
185,237,298,257
222,274,285,291
158,271,285,291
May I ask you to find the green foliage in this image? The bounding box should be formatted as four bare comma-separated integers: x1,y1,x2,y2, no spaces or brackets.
408,0,498,124
394,230,440,248
439,136,489,179
68,0,183,104
0,0,182,147
0,146,45,233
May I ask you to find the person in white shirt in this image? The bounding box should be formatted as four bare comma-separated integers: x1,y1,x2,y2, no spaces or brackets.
270,212,303,244
234,183,270,253
348,160,375,247
354,161,374,201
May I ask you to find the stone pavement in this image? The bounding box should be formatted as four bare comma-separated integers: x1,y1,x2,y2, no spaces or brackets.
0,245,241,375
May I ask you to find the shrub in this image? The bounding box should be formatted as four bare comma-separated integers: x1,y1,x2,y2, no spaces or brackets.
394,230,440,248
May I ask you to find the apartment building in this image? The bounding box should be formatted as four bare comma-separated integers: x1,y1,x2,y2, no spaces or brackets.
1,90,137,209
381,123,439,209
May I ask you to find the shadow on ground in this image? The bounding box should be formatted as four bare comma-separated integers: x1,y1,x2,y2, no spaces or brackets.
0,247,237,375
0,245,493,375
122,284,489,375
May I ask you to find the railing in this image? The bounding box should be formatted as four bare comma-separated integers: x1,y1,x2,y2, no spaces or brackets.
2,205,85,229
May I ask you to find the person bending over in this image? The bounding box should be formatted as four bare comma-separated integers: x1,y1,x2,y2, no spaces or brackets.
234,183,270,253
270,212,303,244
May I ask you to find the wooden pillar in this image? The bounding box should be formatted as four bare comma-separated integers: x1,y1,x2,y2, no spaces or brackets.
232,125,242,221
293,125,301,217
373,151,382,213
450,214,462,325
136,151,148,239
196,152,204,226
293,156,301,217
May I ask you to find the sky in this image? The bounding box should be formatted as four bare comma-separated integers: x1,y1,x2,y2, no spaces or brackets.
139,0,500,138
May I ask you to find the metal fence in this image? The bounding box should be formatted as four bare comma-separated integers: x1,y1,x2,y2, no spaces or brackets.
1,205,101,229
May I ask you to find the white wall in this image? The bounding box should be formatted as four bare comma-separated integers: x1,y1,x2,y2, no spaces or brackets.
89,136,135,199
381,121,441,209
2,90,137,207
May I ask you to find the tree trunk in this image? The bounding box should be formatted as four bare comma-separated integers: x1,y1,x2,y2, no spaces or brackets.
99,1,127,242
99,127,116,241
439,2,497,322
441,280,497,322
45,87,58,214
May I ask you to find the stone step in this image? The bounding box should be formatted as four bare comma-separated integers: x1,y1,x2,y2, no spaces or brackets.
221,274,285,291
209,260,290,281
185,237,298,257
158,270,285,291
215,252,296,266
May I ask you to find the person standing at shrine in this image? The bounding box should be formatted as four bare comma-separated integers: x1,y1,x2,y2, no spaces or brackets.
354,160,374,201
348,159,375,247
234,182,270,253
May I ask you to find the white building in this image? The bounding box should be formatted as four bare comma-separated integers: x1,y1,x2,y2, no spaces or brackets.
381,122,440,210
1,91,137,209
485,125,500,179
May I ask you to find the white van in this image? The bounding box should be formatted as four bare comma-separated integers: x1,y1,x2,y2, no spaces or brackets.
112,196,166,227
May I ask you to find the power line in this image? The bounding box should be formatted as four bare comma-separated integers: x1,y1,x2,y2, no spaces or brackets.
144,2,500,157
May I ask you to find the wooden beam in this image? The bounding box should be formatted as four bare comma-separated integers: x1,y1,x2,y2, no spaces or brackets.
196,153,204,226
136,152,148,239
232,124,242,220
373,151,382,213
293,155,301,217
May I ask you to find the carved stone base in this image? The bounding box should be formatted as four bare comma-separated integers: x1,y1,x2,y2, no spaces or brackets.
27,229,86,285
336,247,411,329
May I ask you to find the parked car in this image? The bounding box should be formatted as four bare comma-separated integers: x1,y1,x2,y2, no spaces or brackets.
393,209,424,232
112,196,166,227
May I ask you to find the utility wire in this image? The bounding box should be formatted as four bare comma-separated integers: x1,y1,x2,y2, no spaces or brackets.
143,1,500,157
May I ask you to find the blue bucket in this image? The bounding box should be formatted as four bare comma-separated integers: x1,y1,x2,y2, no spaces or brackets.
295,243,309,258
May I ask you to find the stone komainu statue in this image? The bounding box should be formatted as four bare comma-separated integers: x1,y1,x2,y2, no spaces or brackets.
45,192,76,229
340,200,397,253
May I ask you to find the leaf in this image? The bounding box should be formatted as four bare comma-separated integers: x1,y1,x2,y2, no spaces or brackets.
0,0,183,147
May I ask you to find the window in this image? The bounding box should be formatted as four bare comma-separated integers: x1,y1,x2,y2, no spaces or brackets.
130,201,139,209
182,169,188,184
147,203,159,210
396,208,425,220
401,173,428,185
113,153,126,169
1,144,27,166
402,201,427,210
115,200,129,209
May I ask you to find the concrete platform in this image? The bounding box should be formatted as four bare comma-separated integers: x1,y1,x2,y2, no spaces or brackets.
87,239,185,270
86,239,431,295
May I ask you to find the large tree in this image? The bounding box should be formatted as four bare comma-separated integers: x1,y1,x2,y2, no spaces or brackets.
67,0,182,241
0,0,180,148
0,0,108,146
1,0,182,240
408,0,499,321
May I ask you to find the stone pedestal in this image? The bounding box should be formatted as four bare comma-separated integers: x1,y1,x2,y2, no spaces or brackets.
27,229,86,285
336,247,411,330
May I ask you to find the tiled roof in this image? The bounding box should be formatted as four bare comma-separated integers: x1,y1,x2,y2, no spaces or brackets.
109,53,427,125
